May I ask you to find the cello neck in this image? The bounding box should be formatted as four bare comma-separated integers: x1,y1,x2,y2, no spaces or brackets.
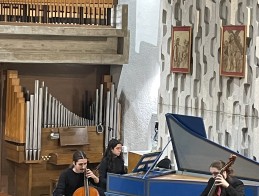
84,169,90,196
207,180,217,196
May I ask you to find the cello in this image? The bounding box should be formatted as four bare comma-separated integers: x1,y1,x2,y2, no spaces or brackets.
207,154,237,196
73,168,100,196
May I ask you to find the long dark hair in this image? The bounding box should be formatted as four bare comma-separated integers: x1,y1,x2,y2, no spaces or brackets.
103,139,124,171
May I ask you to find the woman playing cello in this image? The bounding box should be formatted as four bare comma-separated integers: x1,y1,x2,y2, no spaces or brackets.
53,150,105,196
200,157,244,196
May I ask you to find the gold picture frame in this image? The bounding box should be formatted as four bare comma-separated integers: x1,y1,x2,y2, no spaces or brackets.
220,25,246,77
171,26,192,73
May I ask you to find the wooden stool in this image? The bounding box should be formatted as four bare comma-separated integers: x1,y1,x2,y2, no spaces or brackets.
49,178,58,195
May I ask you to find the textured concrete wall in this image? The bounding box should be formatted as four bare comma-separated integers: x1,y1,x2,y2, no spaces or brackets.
158,0,259,164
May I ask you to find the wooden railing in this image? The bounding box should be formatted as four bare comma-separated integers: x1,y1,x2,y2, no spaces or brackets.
0,0,117,25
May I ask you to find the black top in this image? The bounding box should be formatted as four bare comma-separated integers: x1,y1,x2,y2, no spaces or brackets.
53,168,99,196
200,176,245,196
98,156,126,190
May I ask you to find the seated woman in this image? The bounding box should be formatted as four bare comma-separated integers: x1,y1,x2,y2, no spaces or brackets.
98,139,127,192
200,159,244,196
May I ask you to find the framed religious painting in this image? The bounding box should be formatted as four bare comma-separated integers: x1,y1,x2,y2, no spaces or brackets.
171,26,192,73
220,25,246,77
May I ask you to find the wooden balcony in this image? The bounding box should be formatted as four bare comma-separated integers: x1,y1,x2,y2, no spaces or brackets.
0,3,129,65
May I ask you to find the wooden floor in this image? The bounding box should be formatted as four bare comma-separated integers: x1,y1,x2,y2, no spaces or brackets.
0,192,12,196
0,175,11,196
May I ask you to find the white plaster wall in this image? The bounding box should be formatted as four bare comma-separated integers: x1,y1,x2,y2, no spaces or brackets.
116,0,161,152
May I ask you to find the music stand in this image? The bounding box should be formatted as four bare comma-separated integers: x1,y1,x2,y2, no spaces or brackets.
132,151,161,174
142,138,172,179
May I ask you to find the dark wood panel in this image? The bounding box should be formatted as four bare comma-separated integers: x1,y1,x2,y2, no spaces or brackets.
1,64,110,116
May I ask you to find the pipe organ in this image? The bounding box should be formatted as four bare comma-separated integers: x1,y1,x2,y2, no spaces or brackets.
0,0,117,25
3,69,122,195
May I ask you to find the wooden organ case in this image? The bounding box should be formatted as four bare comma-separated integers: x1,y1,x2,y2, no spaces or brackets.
2,69,108,196
7,127,103,196
0,1,129,194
